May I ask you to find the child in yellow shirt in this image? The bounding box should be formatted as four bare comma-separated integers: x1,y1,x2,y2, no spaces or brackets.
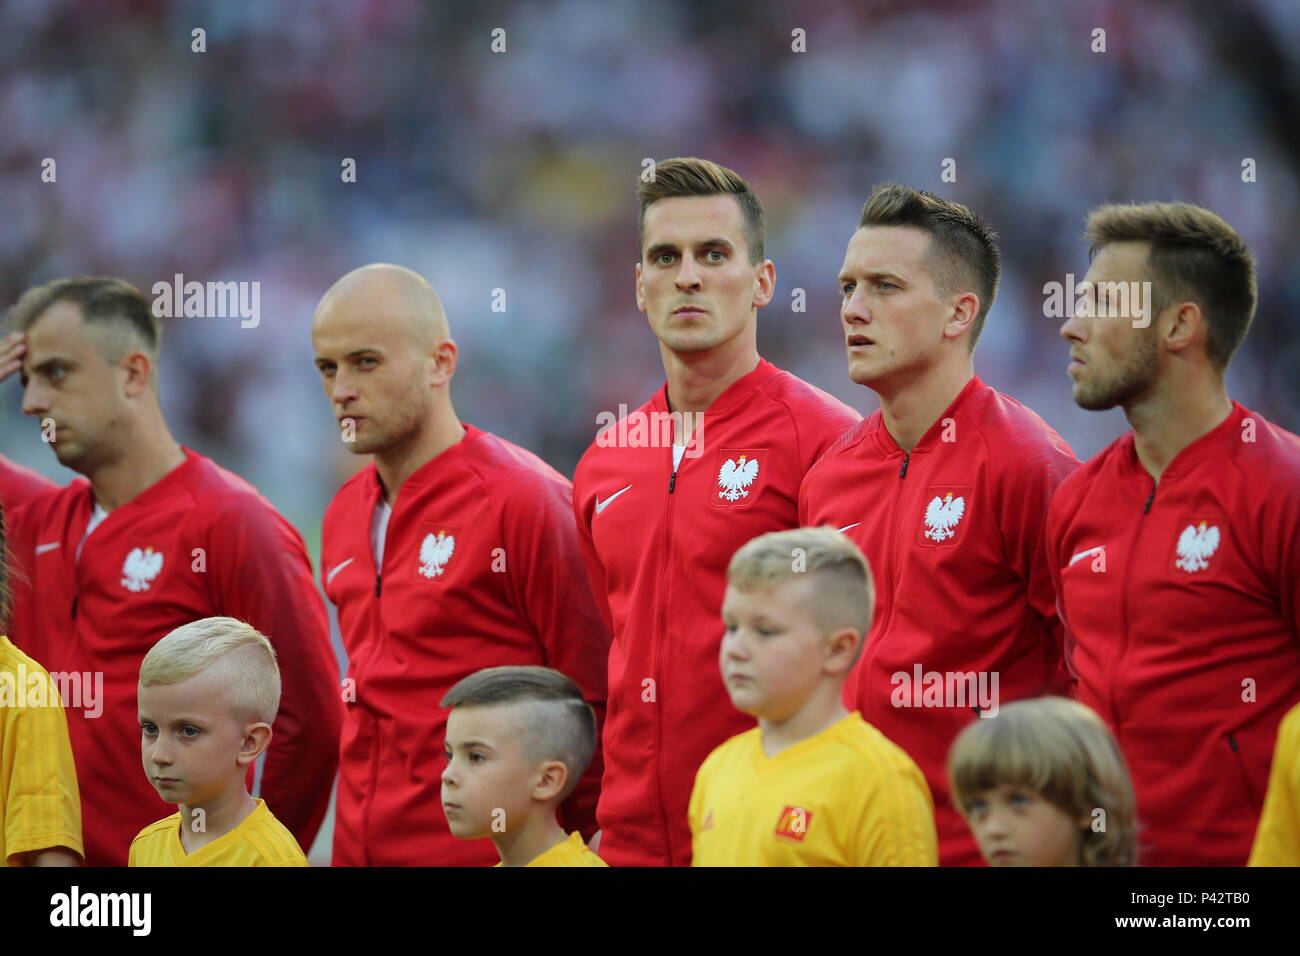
1,635,84,866
948,696,1136,866
1,506,83,867
688,527,937,866
128,617,307,866
441,665,606,867
1249,701,1300,866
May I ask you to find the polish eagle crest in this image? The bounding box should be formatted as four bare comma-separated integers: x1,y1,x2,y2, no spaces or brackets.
121,546,164,592
717,455,760,502
923,493,966,542
419,530,456,578
1174,522,1220,573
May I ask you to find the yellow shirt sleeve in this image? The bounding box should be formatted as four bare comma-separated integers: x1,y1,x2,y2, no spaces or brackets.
853,756,938,867
1,637,84,866
1248,704,1300,866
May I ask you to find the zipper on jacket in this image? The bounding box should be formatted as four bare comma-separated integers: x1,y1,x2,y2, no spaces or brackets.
1114,476,1155,738
70,595,78,619
860,449,911,706
374,574,382,597
655,450,678,864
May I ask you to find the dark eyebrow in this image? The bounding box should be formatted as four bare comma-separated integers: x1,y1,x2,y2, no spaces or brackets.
646,238,735,259
839,270,907,285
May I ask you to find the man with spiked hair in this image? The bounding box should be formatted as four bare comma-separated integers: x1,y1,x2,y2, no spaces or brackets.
573,158,860,866
799,184,1078,865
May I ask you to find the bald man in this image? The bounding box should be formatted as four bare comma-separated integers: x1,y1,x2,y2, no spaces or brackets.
312,264,610,866
4,276,342,865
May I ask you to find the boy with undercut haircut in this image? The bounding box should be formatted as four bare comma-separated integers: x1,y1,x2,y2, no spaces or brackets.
441,666,607,867
689,527,937,866
129,617,307,866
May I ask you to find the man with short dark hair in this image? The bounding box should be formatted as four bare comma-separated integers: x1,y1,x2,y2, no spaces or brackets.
1049,201,1300,865
799,184,1078,865
5,276,342,866
573,157,860,866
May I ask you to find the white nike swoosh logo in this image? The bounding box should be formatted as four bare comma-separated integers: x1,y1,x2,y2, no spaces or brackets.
326,557,355,585
595,485,632,514
36,542,61,555
836,523,860,533
1069,546,1105,566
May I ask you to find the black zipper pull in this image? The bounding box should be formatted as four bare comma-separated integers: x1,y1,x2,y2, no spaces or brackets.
1143,487,1155,514
375,575,382,597
899,452,910,479
1228,733,1239,752
668,470,676,494
71,596,78,619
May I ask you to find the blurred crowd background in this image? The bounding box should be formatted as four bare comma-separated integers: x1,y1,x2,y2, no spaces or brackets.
2,0,1298,862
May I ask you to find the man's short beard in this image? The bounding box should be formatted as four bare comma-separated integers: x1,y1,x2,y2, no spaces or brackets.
1074,333,1159,411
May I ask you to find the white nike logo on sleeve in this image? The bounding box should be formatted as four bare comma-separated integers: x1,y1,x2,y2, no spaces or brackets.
595,485,633,514
836,523,861,533
36,542,61,555
326,557,355,585
1069,546,1105,566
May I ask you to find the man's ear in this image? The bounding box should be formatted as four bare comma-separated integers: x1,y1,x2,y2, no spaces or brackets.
430,338,458,387
944,291,979,342
1162,301,1203,356
237,723,273,767
122,351,154,398
752,259,776,309
634,261,646,313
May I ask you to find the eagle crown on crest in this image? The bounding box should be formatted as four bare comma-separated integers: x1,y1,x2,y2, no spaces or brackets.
718,454,760,502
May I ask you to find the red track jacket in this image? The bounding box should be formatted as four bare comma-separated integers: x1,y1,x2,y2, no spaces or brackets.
800,377,1078,865
1047,401,1300,865
574,358,860,866
7,448,342,866
0,454,55,512
322,424,610,866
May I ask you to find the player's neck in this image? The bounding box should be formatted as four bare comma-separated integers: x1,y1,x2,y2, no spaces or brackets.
374,408,465,504
89,415,187,511
492,812,567,867
661,332,759,417
758,689,849,758
1125,371,1232,483
876,358,973,453
178,789,258,854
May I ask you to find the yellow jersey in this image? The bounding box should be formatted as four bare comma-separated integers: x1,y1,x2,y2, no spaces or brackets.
129,798,308,866
689,711,937,866
1249,703,1300,866
527,831,608,867
0,635,84,866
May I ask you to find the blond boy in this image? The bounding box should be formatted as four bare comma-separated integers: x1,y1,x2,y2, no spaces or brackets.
128,617,307,866
688,527,937,866
441,666,606,867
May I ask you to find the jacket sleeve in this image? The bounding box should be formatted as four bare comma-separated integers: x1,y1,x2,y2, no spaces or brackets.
1000,441,1079,696
205,497,343,855
502,474,612,840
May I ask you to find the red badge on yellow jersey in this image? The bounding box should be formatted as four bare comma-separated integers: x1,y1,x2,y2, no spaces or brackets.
774,805,812,841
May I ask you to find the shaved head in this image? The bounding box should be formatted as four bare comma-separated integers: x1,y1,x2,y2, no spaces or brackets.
313,263,450,348
311,263,460,461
